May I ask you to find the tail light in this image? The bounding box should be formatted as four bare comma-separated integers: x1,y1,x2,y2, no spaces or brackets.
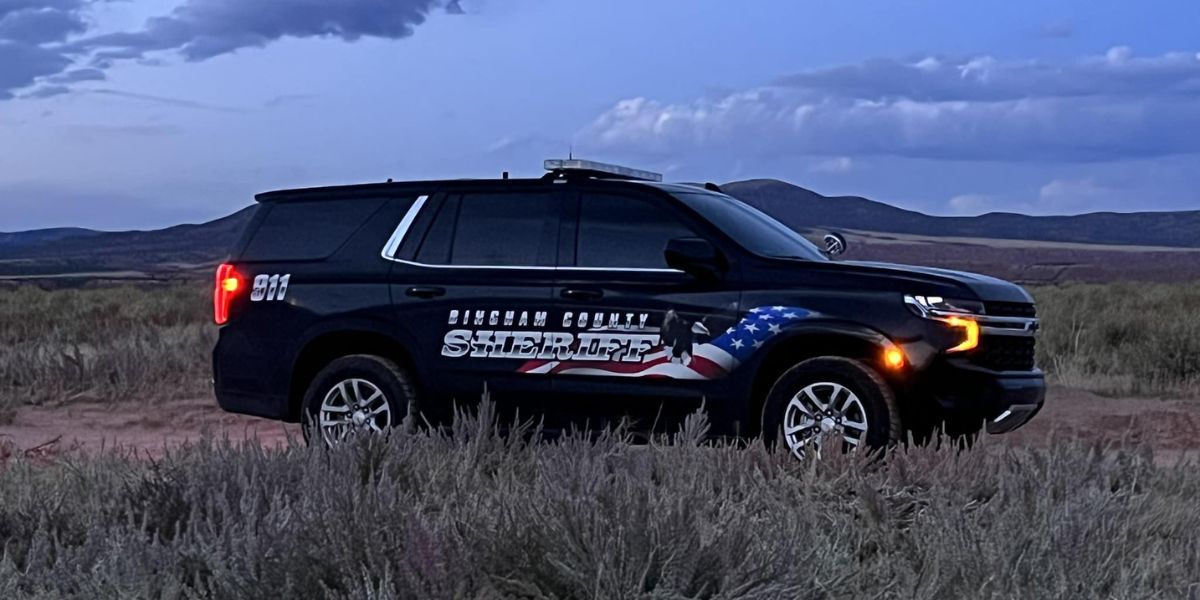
214,263,243,325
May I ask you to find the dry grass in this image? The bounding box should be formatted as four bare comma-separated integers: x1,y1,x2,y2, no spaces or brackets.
0,284,213,424
0,407,1198,599
1034,283,1200,396
2,281,1199,425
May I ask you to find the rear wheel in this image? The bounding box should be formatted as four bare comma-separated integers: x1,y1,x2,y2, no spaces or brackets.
301,355,417,447
761,357,902,459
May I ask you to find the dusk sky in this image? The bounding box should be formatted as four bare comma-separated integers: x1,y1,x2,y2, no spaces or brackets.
2,0,1199,230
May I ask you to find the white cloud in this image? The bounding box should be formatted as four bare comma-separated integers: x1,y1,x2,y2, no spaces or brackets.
808,156,853,174
948,194,992,215
579,48,1200,163
1037,177,1121,212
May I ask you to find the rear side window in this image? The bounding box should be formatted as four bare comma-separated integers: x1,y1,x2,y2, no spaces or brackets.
415,192,558,267
241,198,389,261
576,193,696,269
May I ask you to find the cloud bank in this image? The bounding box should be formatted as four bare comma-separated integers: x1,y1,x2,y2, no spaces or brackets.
580,48,1200,163
2,0,459,99
0,0,97,99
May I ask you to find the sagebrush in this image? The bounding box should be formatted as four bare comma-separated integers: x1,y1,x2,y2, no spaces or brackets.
0,407,1198,599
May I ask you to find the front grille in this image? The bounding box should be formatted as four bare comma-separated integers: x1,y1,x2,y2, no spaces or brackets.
984,301,1037,319
971,335,1037,372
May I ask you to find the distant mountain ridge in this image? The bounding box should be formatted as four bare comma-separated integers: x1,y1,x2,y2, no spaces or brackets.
1,180,1198,281
722,180,1200,249
0,227,102,247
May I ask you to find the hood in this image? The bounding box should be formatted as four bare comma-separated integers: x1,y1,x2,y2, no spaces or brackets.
839,260,1035,303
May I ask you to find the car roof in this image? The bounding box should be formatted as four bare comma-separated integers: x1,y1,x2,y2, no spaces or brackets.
254,177,715,203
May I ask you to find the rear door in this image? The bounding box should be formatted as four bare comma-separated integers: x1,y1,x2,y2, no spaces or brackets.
386,187,563,424
545,189,742,433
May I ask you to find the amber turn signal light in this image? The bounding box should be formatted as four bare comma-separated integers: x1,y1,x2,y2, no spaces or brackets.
884,347,905,369
945,316,980,353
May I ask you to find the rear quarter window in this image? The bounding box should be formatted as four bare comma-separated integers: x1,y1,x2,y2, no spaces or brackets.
240,198,390,261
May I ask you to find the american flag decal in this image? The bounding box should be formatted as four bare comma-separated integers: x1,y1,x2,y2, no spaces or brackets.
518,306,814,380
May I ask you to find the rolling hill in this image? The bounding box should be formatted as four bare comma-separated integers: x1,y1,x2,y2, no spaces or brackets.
1,180,1197,283
722,180,1200,248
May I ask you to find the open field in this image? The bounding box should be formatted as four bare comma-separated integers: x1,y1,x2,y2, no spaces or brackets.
1,404,1198,599
836,229,1200,284
3,281,1198,425
0,282,1198,597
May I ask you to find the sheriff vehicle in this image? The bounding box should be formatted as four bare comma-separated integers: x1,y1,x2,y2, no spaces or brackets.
212,159,1044,455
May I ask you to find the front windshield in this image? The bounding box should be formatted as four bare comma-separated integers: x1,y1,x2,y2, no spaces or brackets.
673,191,829,261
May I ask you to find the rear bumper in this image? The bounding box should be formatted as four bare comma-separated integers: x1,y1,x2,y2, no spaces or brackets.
213,336,291,421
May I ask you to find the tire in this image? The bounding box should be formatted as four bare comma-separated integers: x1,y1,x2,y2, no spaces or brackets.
761,357,902,459
301,354,418,447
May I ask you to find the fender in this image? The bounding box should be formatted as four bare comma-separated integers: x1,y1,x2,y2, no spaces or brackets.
754,318,895,360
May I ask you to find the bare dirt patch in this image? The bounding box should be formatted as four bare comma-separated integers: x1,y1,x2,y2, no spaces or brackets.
1,386,1198,463
0,396,296,462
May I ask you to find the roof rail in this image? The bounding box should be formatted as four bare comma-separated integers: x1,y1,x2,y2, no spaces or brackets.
543,158,663,182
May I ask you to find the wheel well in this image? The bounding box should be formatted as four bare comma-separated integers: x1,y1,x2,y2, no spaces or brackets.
747,333,884,436
287,331,417,421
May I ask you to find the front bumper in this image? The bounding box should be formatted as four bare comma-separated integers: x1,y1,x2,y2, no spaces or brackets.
919,360,1046,434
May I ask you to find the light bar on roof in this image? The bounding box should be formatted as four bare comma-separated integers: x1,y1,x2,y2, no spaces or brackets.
544,158,663,182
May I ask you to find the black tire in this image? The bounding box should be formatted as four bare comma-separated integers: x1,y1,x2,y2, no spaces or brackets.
301,354,418,447
761,357,902,457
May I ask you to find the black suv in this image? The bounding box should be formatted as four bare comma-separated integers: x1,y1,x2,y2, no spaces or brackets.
213,159,1044,455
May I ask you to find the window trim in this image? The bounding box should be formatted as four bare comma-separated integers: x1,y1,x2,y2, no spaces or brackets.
379,193,683,273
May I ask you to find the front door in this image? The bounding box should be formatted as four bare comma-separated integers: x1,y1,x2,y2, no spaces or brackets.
543,190,742,434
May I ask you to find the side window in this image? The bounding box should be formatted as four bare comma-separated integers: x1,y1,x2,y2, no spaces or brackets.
576,193,697,269
414,192,558,267
241,198,391,261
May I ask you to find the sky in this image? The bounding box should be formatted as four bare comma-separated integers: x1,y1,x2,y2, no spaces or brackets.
1,0,1199,231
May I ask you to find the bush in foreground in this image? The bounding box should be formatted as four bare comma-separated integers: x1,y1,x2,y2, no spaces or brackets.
1,409,1197,599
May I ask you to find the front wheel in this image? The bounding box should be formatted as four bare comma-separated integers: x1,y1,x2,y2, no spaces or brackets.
301,355,417,447
761,357,902,459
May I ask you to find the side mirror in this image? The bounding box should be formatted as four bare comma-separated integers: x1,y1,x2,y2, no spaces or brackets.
664,237,724,280
823,232,848,257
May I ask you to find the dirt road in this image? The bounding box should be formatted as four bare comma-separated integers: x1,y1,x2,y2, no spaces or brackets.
2,386,1198,462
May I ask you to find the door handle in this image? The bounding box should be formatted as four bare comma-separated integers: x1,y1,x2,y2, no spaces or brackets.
560,288,603,301
405,286,446,299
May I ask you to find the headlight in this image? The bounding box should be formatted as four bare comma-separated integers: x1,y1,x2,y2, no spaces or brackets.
905,295,982,353
904,295,984,316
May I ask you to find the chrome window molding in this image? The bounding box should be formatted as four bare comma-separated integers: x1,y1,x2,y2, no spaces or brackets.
379,195,429,260
379,196,684,274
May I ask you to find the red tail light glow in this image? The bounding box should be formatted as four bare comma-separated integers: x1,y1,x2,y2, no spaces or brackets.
214,263,242,325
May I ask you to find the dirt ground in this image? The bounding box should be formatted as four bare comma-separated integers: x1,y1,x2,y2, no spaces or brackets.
2,386,1198,463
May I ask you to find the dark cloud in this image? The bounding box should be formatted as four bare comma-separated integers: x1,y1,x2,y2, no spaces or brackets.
2,0,452,101
76,0,451,62
22,83,68,97
0,40,71,99
0,0,98,99
0,6,86,43
47,66,104,83
89,88,247,112
581,48,1200,163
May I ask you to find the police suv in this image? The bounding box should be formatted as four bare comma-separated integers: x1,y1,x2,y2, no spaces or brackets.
213,159,1044,455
